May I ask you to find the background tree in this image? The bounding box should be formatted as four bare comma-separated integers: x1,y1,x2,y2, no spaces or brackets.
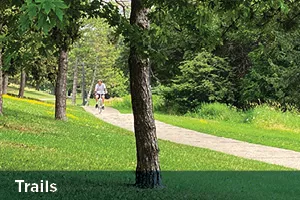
0,0,21,114
2,72,8,94
71,56,79,105
20,0,89,120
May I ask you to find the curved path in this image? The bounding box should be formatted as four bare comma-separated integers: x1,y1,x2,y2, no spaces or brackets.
83,106,300,170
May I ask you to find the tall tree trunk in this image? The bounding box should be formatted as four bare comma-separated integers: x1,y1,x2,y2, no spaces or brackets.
86,64,97,106
71,57,79,105
0,51,3,115
129,0,162,188
18,69,26,98
81,62,86,105
2,72,8,94
55,48,68,120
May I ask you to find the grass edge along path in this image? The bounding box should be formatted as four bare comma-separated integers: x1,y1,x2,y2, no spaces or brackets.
155,113,300,153
107,97,300,153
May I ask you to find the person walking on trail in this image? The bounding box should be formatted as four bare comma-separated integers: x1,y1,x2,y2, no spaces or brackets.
94,79,107,109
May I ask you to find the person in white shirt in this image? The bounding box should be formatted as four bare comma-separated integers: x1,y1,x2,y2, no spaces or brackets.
94,79,107,109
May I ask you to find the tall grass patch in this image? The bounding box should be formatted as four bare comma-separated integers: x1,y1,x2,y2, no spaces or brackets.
106,95,132,113
185,103,243,122
247,105,300,132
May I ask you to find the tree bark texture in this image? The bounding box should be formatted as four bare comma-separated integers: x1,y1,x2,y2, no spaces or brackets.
18,70,26,98
2,72,8,94
0,51,3,115
129,0,162,188
86,64,97,106
72,57,79,105
81,62,86,105
55,48,68,120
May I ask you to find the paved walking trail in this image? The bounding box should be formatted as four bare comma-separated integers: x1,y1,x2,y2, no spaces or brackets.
83,106,300,170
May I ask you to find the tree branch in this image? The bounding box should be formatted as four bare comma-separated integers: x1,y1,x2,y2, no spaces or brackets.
115,0,128,18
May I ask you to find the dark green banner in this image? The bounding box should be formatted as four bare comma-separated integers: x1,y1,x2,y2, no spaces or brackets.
1,171,300,200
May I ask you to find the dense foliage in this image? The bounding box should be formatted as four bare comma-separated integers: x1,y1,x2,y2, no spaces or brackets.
162,51,234,113
143,0,300,112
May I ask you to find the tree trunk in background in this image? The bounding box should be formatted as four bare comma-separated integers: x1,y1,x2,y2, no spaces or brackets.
86,64,97,106
71,57,79,105
0,51,3,115
55,48,68,120
2,72,8,94
18,70,26,98
129,0,162,188
35,79,41,91
81,62,86,105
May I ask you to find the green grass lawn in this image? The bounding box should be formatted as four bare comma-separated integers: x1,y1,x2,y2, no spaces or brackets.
1,94,299,199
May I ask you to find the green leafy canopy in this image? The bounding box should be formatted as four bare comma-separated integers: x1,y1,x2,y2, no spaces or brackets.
20,0,68,34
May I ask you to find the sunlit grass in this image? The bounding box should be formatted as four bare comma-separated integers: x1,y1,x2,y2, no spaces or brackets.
7,84,54,100
6,84,89,106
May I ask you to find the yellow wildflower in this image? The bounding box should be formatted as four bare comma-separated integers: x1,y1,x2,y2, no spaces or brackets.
3,95,54,107
199,119,208,124
66,113,79,120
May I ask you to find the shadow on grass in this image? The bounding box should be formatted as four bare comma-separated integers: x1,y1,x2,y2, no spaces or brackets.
5,93,47,102
7,85,54,99
0,171,299,200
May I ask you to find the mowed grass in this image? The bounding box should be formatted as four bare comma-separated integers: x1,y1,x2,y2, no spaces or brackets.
1,94,299,199
109,96,300,152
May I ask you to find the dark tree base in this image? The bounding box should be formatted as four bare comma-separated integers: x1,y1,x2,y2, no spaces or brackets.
135,170,163,188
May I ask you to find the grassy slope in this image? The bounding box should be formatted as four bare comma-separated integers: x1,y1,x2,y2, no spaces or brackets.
7,84,84,105
7,84,54,100
1,95,299,199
